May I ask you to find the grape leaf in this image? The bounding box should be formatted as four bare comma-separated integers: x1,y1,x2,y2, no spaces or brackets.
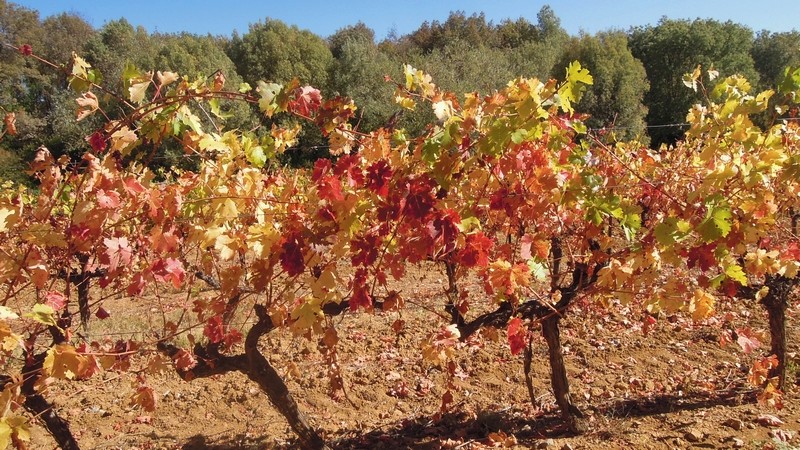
690,289,715,321
724,263,748,285
507,317,527,355
43,344,89,379
697,205,732,241
458,232,493,268
0,207,17,232
290,298,323,333
151,258,185,289
104,236,132,273
25,304,57,327
279,232,305,277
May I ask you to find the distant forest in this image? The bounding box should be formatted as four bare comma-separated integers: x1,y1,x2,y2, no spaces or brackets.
1,0,799,180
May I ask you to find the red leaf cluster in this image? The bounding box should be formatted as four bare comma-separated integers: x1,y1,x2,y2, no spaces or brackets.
366,160,393,197
406,175,437,219
289,86,322,117
86,131,106,153
279,231,305,276
507,317,528,355
458,232,493,268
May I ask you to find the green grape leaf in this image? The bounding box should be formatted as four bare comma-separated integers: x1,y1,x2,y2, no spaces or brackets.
25,304,57,327
697,206,732,241
725,264,748,285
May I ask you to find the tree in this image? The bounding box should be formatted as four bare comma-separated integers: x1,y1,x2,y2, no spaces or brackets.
751,30,800,91
227,19,332,89
38,12,94,66
402,11,500,54
558,31,649,142
83,19,156,93
629,18,758,148
415,38,513,94
327,24,398,132
507,6,570,80
0,0,46,182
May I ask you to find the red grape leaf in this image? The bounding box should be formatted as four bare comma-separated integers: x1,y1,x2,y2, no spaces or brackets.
458,232,494,268
507,317,527,355
104,236,132,273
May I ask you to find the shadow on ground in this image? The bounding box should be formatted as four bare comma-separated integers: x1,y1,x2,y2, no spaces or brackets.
179,388,757,449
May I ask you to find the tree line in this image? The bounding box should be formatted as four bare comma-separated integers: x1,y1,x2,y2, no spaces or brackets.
1,1,799,181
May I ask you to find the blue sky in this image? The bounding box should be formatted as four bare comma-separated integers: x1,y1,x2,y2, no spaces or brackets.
12,0,800,39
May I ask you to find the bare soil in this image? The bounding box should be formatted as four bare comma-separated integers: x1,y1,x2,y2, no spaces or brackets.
25,267,800,450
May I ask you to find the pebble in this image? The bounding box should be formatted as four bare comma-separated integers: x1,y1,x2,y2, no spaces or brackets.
723,418,743,431
684,429,703,442
536,438,555,448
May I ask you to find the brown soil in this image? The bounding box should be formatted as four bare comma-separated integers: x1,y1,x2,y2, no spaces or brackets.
24,268,800,450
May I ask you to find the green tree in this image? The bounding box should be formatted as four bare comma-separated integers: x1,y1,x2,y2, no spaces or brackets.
83,19,156,92
328,24,398,132
415,38,513,94
228,19,332,89
751,30,800,91
629,18,758,147
39,12,94,65
403,11,500,54
558,31,649,142
0,0,46,183
507,5,570,80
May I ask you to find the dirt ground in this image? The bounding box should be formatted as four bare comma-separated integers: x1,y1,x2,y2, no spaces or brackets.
25,266,800,450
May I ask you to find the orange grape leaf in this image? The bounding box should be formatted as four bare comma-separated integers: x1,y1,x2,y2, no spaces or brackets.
43,344,89,380
3,112,16,136
690,289,715,321
458,232,493,268
130,384,157,412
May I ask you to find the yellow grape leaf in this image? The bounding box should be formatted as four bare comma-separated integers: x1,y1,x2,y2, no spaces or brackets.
0,207,18,232
596,258,633,289
21,223,66,248
0,416,29,449
290,297,323,334
311,268,337,300
128,71,153,104
214,233,239,261
432,100,453,122
110,126,137,155
690,289,715,321
328,127,354,156
0,321,21,353
215,198,239,221
156,70,179,87
745,249,780,277
25,304,57,327
724,263,748,285
43,344,89,380
0,307,17,320
247,224,280,258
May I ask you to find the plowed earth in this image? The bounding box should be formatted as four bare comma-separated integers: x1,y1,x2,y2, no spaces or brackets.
25,265,800,450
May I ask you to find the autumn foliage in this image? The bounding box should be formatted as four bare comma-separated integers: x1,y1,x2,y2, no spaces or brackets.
0,45,798,449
